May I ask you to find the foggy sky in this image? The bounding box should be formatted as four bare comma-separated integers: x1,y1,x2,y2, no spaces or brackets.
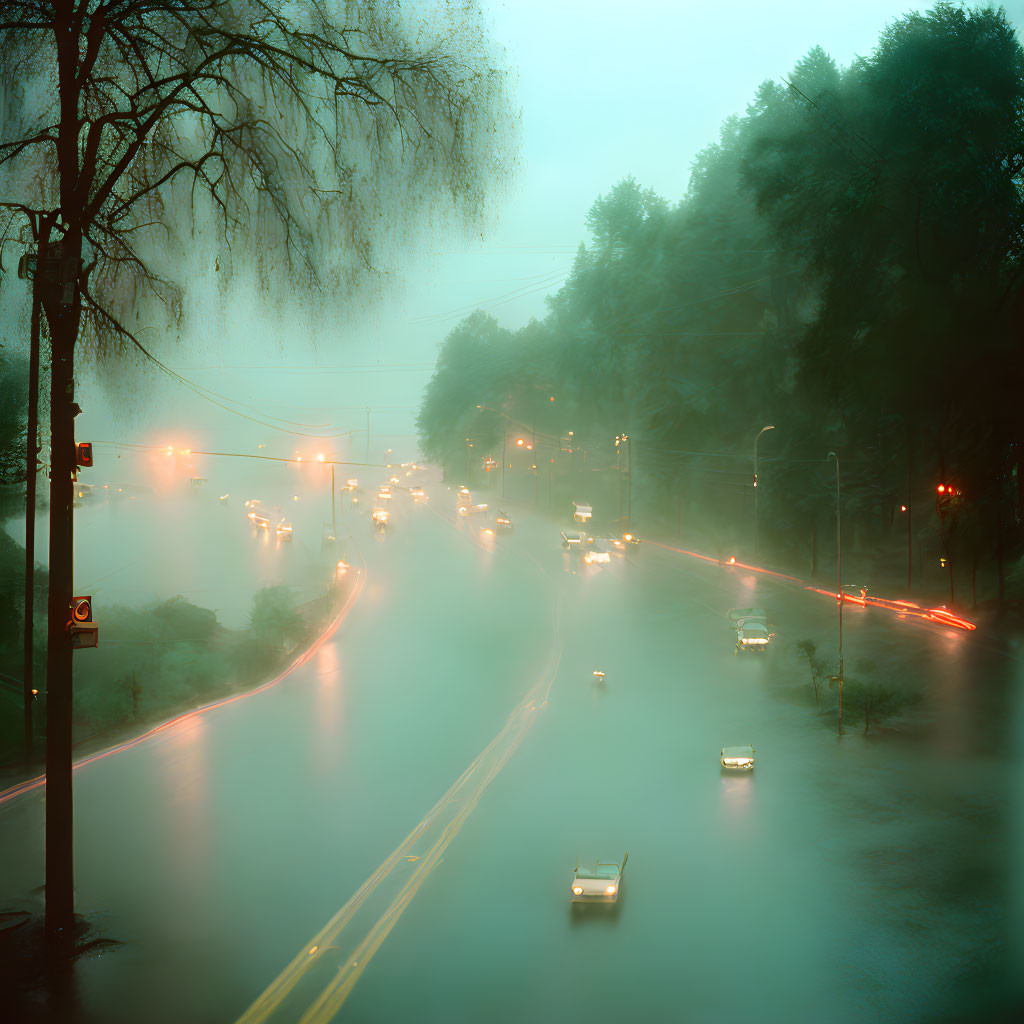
10,0,1024,464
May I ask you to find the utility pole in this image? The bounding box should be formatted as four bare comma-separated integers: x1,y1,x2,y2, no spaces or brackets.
23,233,41,764
501,432,506,499
626,435,632,534
828,451,843,736
41,222,81,947
616,436,623,523
753,425,775,558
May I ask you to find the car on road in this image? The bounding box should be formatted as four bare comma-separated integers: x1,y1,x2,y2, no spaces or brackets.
276,519,293,540
377,486,392,500
372,508,389,530
410,486,425,501
573,502,593,523
583,543,611,565
570,852,628,903
561,528,588,550
729,607,774,654
721,745,755,770
247,502,272,529
495,510,512,531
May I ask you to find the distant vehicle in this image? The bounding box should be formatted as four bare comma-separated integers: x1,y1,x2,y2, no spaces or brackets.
583,544,611,565
410,486,425,500
561,529,588,550
219,493,230,503
247,502,272,529
728,608,774,654
573,502,593,523
721,745,755,770
495,510,512,531
276,519,293,540
372,507,389,530
570,852,628,904
622,532,639,545
456,486,471,512
377,486,392,501
841,584,869,603
389,475,400,485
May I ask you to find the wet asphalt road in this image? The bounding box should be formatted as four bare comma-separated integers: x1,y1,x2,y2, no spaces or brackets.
1,471,1021,1023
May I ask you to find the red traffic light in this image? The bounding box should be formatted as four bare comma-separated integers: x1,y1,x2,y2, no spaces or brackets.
937,484,945,493
75,442,93,467
71,595,93,623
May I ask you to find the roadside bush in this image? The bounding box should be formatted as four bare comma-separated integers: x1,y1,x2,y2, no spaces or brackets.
841,679,917,735
794,638,831,706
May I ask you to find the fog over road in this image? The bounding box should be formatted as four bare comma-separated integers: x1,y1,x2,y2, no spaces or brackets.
1,473,1020,1023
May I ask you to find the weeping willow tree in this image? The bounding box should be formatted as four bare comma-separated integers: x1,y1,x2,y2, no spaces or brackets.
0,0,518,945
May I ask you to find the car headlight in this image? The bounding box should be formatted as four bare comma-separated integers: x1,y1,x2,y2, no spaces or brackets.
605,884,617,895
572,885,584,896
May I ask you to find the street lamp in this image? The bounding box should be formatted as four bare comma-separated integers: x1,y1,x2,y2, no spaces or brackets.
753,425,775,557
827,451,843,736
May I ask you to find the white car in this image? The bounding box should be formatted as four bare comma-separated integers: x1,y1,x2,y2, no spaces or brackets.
570,852,628,903
721,745,755,770
583,546,611,565
573,502,593,523
377,486,392,500
728,607,774,654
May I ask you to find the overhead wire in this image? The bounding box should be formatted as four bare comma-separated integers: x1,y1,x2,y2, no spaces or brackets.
410,268,571,326
124,334,366,438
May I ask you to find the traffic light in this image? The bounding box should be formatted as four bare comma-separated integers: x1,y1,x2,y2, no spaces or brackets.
68,596,98,649
75,441,93,467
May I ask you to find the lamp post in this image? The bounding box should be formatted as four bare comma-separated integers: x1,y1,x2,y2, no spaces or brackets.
753,425,775,557
828,451,843,736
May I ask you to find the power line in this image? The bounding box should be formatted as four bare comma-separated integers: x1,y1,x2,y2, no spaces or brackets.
93,442,387,468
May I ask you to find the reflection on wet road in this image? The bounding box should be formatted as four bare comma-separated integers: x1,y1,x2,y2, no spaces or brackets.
0,473,1020,1023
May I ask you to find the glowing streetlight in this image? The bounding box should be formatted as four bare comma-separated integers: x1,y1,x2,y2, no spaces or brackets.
316,452,325,463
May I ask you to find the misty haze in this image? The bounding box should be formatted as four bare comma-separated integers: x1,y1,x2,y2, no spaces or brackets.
1,2,1023,1022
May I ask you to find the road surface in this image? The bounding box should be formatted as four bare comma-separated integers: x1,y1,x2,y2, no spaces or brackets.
1,472,1020,1023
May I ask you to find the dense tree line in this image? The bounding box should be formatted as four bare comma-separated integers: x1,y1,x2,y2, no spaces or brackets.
418,4,1024,605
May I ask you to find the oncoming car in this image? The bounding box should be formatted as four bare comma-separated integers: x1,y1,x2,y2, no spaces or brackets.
561,529,588,550
495,510,513,531
721,745,755,770
583,545,611,565
570,852,628,904
728,607,774,654
410,486,425,501
372,508,389,530
377,486,392,501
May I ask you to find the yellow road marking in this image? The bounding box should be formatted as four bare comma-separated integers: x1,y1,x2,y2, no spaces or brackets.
237,614,561,1024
